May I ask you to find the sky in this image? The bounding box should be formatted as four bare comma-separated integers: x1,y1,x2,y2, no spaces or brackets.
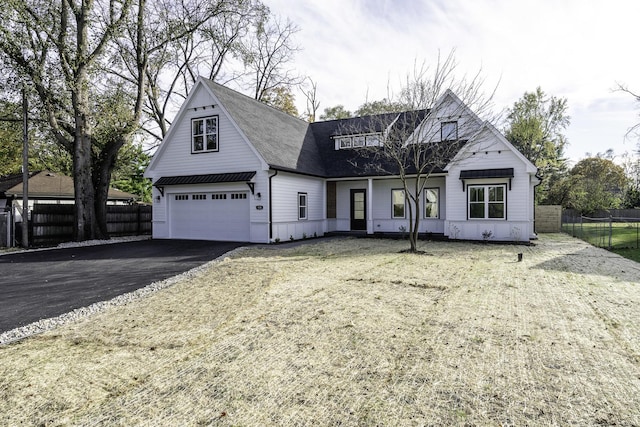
261,0,640,164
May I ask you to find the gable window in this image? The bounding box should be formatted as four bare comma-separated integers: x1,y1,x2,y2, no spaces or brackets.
468,185,506,219
441,121,458,141
392,189,405,218
424,188,439,218
298,193,308,220
192,116,219,153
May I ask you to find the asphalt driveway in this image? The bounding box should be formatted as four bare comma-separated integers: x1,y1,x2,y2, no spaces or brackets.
0,239,245,333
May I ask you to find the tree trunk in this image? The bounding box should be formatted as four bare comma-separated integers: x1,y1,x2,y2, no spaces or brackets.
72,68,97,241
93,137,125,238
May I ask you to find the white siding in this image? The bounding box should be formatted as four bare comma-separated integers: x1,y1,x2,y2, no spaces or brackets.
331,177,446,234
411,94,483,144
333,180,367,232
445,129,536,241
271,172,325,241
146,83,269,242
149,95,263,178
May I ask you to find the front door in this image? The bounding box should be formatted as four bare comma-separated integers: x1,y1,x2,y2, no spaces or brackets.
350,189,366,231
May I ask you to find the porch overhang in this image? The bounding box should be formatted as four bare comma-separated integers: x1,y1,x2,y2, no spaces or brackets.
459,168,514,190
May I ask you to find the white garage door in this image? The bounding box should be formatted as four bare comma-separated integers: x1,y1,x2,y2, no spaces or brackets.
170,191,250,241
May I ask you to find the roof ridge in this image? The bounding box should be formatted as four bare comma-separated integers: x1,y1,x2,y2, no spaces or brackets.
203,78,310,126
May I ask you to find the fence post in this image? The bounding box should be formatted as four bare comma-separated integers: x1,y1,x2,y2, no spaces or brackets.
608,215,612,249
580,216,583,239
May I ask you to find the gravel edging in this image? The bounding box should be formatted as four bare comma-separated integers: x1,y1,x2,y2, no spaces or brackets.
0,246,248,346
0,235,151,257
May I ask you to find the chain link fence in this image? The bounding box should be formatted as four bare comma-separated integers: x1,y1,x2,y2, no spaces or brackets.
562,212,640,249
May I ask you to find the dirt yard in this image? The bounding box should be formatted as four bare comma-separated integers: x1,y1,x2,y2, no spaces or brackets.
1,234,639,426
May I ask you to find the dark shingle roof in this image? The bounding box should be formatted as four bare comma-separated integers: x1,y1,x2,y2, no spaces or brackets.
204,80,325,176
203,80,461,179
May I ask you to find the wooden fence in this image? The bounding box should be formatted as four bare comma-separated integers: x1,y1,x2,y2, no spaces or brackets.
29,204,151,246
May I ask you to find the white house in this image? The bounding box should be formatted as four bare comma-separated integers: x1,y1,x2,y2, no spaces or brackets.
144,77,540,243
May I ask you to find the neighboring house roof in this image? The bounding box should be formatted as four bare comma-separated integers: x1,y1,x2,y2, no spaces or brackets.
0,171,136,200
0,173,24,195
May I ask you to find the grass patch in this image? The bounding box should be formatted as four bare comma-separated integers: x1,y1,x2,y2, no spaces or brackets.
563,222,640,249
1,236,640,425
611,247,640,263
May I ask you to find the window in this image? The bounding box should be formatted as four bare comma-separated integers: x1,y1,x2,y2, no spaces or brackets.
298,193,307,220
468,185,506,219
230,193,247,200
392,189,405,218
441,121,458,141
192,116,219,153
365,134,381,146
339,137,352,149
352,136,365,147
425,188,439,218
212,193,227,200
192,194,207,200
175,194,188,201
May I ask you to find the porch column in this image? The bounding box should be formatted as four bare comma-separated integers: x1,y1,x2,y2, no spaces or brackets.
367,178,373,234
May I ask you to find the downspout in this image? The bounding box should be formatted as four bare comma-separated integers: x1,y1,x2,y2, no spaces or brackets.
532,168,543,238
268,169,278,241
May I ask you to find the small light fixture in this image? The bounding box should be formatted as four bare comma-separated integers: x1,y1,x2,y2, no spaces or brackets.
155,195,161,202
256,192,262,200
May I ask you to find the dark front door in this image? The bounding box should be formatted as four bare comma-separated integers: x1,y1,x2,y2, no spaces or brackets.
350,189,366,231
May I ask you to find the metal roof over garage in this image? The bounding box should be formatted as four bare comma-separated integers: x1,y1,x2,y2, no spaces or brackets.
154,171,256,186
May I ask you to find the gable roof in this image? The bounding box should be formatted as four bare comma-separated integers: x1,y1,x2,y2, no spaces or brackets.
147,80,532,181
0,171,137,200
203,79,326,176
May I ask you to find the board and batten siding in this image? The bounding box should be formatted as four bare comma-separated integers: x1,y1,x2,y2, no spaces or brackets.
444,130,536,241
147,83,268,241
271,172,325,241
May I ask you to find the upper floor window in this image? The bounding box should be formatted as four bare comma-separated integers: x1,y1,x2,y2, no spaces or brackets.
335,133,382,150
425,188,439,218
468,185,506,219
441,121,458,141
338,137,352,149
192,116,219,153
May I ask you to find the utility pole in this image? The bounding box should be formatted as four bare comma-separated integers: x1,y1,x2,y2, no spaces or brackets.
22,86,29,248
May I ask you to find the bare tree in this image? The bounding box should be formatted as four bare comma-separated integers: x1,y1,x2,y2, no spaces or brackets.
352,51,497,252
0,0,137,241
136,0,268,143
616,83,640,140
301,77,320,122
241,16,303,102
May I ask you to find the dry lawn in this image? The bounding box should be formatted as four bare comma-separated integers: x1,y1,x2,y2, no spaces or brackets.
1,234,640,426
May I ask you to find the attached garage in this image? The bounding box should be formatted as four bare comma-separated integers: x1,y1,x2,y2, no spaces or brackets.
169,191,250,241
154,172,256,242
